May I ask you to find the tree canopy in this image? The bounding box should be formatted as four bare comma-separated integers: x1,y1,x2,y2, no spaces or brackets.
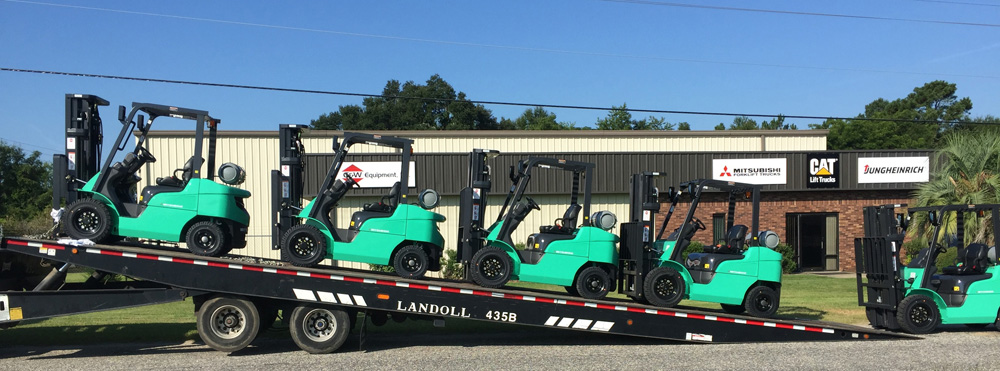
499,107,576,130
595,104,675,130
714,115,797,130
0,141,52,220
817,80,973,150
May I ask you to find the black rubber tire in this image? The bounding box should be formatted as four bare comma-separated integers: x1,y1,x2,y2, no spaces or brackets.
995,309,1000,331
195,296,260,353
721,303,746,315
186,221,228,257
288,304,351,354
564,286,580,296
897,295,940,334
281,224,328,267
470,246,513,289
62,198,113,243
393,245,429,278
745,286,780,318
574,266,611,300
643,267,685,308
369,311,388,326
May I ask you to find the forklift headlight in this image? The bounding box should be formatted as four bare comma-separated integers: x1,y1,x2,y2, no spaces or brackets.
418,189,440,210
591,211,617,231
218,163,246,185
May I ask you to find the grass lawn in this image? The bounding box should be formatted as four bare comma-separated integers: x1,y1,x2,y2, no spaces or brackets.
0,273,865,346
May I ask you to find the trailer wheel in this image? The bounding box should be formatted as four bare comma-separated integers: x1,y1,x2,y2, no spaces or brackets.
63,198,112,243
644,267,684,308
471,246,513,288
196,296,260,353
289,304,351,354
575,266,610,300
186,221,229,257
721,303,746,315
394,244,429,278
897,295,939,334
745,286,779,318
282,224,328,267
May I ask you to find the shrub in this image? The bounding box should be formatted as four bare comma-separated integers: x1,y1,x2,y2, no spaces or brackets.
681,241,704,261
902,238,927,265
441,249,463,280
774,243,798,274
369,264,395,273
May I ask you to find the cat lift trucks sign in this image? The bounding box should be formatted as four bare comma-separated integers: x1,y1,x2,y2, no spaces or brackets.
806,153,839,189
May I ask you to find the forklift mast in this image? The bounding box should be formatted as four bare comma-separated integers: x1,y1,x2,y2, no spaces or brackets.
271,124,306,254
854,204,908,330
618,172,668,300
52,94,109,210
457,149,499,277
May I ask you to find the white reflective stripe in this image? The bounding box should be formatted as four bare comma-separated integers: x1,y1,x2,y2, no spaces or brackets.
554,299,566,305
396,282,410,288
228,264,243,270
0,294,9,321
584,303,597,308
544,316,560,326
194,260,208,266
85,248,100,254
648,309,661,315
353,295,367,306
614,306,628,311
428,286,442,291
337,294,354,305
591,321,614,332
158,256,172,262
824,329,836,334
330,275,345,281
262,268,277,274
363,278,377,284
522,296,536,301
735,319,747,324
492,292,504,298
556,318,574,327
793,325,806,331
460,289,474,295
293,289,317,301
122,252,137,258
572,319,593,329
27,242,43,248
705,316,717,321
296,271,311,277
317,291,337,303
764,322,777,327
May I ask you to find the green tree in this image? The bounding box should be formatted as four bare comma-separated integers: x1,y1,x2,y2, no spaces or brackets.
311,75,500,130
823,80,973,150
500,107,575,130
596,104,674,130
0,142,52,220
677,122,691,130
716,115,797,130
912,130,1000,245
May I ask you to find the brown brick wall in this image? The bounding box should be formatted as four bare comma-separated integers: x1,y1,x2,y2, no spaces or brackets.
655,190,913,272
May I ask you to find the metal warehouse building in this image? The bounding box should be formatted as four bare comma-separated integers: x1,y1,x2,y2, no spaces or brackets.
143,129,932,272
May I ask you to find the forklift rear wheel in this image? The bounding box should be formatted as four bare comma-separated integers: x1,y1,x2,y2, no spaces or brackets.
63,198,112,243
744,286,779,318
897,294,939,334
394,245,429,278
721,303,746,315
575,266,611,300
196,295,260,353
471,246,513,289
289,304,351,354
282,224,328,267
564,286,580,296
995,309,1000,331
644,267,684,308
186,221,229,257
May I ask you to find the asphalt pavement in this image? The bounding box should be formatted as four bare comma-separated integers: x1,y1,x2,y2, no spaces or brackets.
2,325,998,370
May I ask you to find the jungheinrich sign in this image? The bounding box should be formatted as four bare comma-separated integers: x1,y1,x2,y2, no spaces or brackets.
335,161,417,188
712,158,787,185
806,153,839,189
857,157,929,184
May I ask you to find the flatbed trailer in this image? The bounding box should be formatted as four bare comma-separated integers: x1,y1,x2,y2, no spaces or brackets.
1,236,912,353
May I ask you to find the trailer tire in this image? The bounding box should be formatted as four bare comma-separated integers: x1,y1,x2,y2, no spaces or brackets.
745,286,779,318
63,198,112,243
897,295,939,334
575,266,611,300
289,304,351,354
282,224,328,267
471,246,513,289
644,267,684,308
186,221,229,257
393,244,429,278
721,303,746,315
196,296,260,353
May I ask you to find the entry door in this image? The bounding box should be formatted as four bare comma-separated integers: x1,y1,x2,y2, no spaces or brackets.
786,213,839,271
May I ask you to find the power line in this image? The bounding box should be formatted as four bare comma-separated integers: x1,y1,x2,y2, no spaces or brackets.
906,0,1000,7
3,0,999,80
0,137,61,153
601,0,1000,27
2,67,997,126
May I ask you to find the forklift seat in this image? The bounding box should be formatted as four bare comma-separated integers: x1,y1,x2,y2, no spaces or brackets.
363,182,401,213
539,203,581,234
156,156,202,188
942,243,991,276
705,225,748,255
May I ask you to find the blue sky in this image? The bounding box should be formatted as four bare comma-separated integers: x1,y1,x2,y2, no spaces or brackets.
2,0,998,159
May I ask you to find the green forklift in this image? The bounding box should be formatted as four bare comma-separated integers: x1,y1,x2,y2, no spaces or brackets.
61,102,251,256
856,204,1000,334
618,176,783,317
467,157,620,299
277,132,446,279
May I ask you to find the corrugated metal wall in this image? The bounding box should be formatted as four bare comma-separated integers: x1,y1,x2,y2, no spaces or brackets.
142,129,829,266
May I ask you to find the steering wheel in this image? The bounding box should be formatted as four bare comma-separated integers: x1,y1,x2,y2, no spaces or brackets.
691,217,707,231
137,146,157,163
524,196,541,210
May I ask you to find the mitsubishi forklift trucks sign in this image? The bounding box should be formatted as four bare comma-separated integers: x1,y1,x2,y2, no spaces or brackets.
712,158,787,185
336,161,417,188
857,157,929,184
